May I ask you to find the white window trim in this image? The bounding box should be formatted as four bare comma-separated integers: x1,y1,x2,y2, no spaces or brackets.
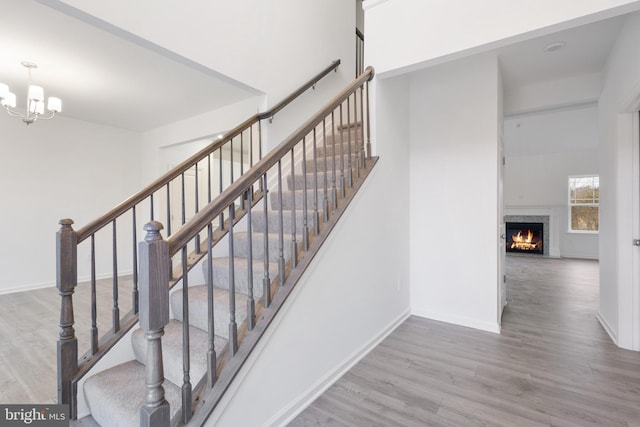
568,174,599,234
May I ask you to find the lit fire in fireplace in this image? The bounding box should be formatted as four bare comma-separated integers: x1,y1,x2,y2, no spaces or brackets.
510,230,539,251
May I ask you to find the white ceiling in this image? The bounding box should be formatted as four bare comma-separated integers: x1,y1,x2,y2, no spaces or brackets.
0,0,261,132
0,2,630,132
498,14,627,90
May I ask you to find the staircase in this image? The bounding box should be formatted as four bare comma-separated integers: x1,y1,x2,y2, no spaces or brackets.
57,64,376,426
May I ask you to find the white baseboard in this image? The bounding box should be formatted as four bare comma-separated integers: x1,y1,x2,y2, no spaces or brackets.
0,280,56,295
266,308,411,427
559,253,599,260
0,270,134,296
412,308,501,334
596,311,618,345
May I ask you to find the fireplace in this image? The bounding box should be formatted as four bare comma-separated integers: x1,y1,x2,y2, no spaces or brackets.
506,222,543,255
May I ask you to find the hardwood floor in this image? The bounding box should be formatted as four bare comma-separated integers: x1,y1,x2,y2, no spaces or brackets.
2,258,639,426
289,256,640,427
0,277,133,404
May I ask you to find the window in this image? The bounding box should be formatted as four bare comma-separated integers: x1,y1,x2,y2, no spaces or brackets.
568,175,599,232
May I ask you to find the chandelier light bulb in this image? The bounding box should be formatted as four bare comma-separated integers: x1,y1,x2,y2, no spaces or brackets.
28,85,44,102
29,99,44,115
48,97,62,113
1,91,16,108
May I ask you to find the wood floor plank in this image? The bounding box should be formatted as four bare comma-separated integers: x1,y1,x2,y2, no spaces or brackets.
0,276,133,404
4,257,640,426
289,257,640,426
288,404,351,427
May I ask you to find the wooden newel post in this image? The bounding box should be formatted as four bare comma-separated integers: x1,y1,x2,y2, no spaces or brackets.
139,221,171,427
56,218,78,419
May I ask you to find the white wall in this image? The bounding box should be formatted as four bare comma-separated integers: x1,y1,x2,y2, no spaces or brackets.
365,0,640,77
140,97,263,187
598,11,640,350
504,105,600,259
504,73,603,116
54,0,356,105
408,54,501,333
206,75,412,426
0,113,141,293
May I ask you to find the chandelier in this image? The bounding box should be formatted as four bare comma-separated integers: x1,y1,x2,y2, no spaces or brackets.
0,61,62,125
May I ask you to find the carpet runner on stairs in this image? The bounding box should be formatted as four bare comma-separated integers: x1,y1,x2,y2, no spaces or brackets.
81,125,364,426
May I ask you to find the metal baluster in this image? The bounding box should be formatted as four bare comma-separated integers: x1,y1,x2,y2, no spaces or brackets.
181,173,186,226
258,121,263,161
194,164,200,254
150,194,155,220
258,122,264,192
249,127,255,197
112,219,120,332
312,127,320,235
90,234,98,354
230,138,234,185
228,204,238,355
338,104,346,199
277,161,285,286
346,96,354,188
249,125,254,168
165,183,173,279
181,246,192,423
262,173,271,307
166,183,171,236
240,131,244,176
358,84,366,169
240,133,245,210
366,80,372,160
301,138,309,251
132,206,139,314
290,149,298,268
322,118,330,222
330,110,338,209
206,223,217,388
207,154,212,204
352,92,361,179
219,147,224,229
246,190,255,330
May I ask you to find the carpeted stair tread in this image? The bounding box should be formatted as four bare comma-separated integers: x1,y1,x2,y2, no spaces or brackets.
197,256,279,297
324,129,362,145
317,141,362,158
84,360,181,427
270,188,334,210
251,210,315,234
287,173,341,193
131,320,227,388
232,231,300,262
171,285,249,338
305,154,359,173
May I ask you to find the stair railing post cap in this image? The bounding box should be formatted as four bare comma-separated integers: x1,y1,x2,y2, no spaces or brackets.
58,218,74,228
143,221,165,241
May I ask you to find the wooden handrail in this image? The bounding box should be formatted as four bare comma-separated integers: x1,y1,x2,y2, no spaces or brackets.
167,66,374,255
57,59,343,419
257,59,341,121
75,59,341,243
